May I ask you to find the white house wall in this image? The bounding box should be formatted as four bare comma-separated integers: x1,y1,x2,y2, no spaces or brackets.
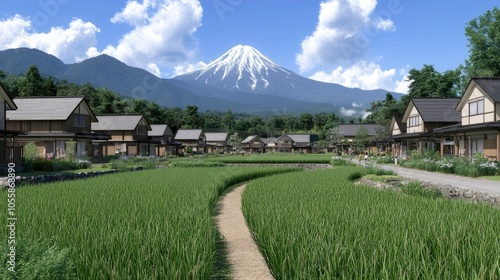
392,121,401,135
461,87,495,125
406,106,424,133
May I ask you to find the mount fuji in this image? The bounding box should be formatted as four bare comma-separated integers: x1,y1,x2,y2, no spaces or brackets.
173,45,399,108
0,46,400,115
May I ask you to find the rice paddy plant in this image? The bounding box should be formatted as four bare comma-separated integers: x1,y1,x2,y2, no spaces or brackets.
242,167,500,279
169,160,226,167
209,154,333,164
0,167,298,279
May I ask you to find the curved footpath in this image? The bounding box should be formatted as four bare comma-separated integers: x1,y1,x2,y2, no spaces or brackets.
353,159,500,195
215,184,274,280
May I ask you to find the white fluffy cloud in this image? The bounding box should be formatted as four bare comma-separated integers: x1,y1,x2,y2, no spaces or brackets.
296,0,396,73
297,0,408,93
172,61,207,76
309,61,409,93
98,0,203,77
0,15,100,63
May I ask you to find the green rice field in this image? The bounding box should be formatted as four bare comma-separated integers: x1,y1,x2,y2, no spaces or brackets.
242,167,500,279
0,166,298,279
208,153,333,164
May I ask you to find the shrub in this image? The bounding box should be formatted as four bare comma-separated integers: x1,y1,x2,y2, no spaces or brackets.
331,156,355,166
348,171,363,181
400,181,443,199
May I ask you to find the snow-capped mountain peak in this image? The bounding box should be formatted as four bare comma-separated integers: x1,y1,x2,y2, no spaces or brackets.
184,45,292,91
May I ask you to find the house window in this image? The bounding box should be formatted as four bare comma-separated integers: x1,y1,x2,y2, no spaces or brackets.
137,125,147,135
408,116,419,127
73,114,87,127
469,99,484,115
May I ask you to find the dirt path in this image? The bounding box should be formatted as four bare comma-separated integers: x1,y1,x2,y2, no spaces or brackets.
215,184,274,280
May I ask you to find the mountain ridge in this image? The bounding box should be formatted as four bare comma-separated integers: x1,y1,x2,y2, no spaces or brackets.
0,47,400,115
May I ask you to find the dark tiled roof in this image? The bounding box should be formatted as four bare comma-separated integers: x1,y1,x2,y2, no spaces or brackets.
412,98,461,123
473,78,500,102
148,124,173,137
286,134,311,143
338,124,381,137
205,132,228,142
242,135,259,143
92,115,144,131
175,129,203,140
7,97,88,121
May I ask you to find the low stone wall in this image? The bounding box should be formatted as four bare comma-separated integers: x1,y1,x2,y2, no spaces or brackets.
360,176,500,207
1,170,120,188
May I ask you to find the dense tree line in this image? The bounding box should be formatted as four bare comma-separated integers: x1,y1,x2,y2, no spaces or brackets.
0,66,353,140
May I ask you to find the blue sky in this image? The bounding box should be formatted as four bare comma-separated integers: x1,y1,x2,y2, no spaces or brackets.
0,0,498,93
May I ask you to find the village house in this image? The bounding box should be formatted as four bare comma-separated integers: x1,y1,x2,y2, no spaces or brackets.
205,132,231,154
433,78,500,161
6,96,109,159
0,84,21,167
241,135,265,153
91,114,156,156
334,124,384,154
391,98,461,159
174,129,206,154
261,137,278,153
276,134,313,153
148,124,181,156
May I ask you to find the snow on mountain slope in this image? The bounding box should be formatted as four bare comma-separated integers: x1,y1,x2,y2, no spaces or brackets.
175,45,400,107
185,45,295,91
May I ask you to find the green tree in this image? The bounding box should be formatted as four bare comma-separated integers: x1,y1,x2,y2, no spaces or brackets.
42,76,58,96
298,113,314,131
222,109,235,132
464,7,500,78
203,111,223,130
20,65,44,96
354,125,370,153
182,105,202,128
228,132,242,152
406,65,460,100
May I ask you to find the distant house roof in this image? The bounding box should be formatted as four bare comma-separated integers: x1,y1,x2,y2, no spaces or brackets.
175,129,203,140
261,137,278,144
409,98,461,123
91,115,147,131
148,124,173,137
205,132,228,142
0,84,17,110
7,97,96,121
242,135,260,143
286,134,310,143
338,124,381,137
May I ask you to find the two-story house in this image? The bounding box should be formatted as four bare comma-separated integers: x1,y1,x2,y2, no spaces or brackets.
174,129,206,154
433,78,500,160
91,114,156,156
241,135,265,153
148,124,181,156
334,124,382,154
261,137,278,153
276,134,313,153
391,98,461,158
0,84,21,167
205,132,231,154
6,97,109,159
